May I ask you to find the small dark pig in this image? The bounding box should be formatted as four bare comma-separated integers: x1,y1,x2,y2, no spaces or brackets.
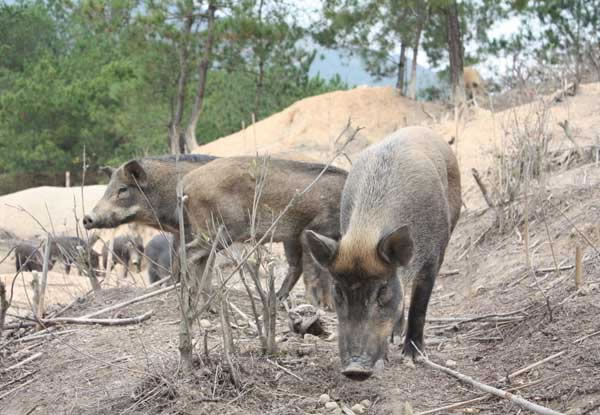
51,236,99,274
181,157,347,309
305,126,461,381
102,234,144,273
15,243,45,272
145,233,175,284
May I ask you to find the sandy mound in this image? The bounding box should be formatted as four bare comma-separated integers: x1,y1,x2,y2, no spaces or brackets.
195,86,444,161
197,83,600,210
0,185,106,239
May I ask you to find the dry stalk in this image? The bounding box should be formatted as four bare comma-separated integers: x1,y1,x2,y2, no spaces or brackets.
0,281,7,337
219,294,240,390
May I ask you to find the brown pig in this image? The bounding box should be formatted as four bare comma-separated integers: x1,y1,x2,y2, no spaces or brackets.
305,126,461,381
83,155,218,234
180,157,348,310
464,66,486,106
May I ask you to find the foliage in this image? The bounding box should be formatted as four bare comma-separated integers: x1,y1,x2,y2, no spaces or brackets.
0,0,347,190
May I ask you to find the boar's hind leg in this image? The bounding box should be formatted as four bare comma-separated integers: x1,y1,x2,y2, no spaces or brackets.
403,260,437,360
275,240,303,302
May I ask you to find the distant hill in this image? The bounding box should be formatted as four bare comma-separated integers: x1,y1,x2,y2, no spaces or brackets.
309,46,440,93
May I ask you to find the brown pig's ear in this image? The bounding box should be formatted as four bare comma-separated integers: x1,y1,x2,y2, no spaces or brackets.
99,166,115,178
377,225,413,267
123,160,147,187
305,230,338,269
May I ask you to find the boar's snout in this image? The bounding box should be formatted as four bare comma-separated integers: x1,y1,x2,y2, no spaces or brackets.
82,213,97,229
341,359,373,381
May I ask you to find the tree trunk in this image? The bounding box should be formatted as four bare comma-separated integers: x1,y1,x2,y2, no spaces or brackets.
168,13,194,155
396,43,407,95
254,58,265,119
446,0,465,105
184,3,217,151
408,6,428,100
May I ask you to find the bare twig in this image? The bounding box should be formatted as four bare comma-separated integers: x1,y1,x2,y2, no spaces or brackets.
81,284,178,319
40,310,153,326
219,296,241,390
575,246,583,289
1,352,42,373
472,168,494,208
0,378,35,401
265,358,303,381
417,348,564,415
417,378,545,415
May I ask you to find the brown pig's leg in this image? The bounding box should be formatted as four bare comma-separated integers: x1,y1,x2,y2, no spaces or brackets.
276,240,303,302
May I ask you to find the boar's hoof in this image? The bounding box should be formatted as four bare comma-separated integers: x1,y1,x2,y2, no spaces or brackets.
402,339,424,362
342,361,373,381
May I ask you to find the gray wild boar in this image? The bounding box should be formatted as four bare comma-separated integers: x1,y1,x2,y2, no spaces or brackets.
102,234,144,273
181,157,347,309
145,233,174,284
305,126,461,381
50,236,99,274
15,243,45,272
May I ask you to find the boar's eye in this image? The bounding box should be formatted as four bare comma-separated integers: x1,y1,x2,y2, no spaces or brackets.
117,186,129,197
377,284,392,307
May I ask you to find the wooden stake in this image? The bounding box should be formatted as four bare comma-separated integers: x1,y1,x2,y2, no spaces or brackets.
65,171,70,187
575,245,583,289
36,233,52,327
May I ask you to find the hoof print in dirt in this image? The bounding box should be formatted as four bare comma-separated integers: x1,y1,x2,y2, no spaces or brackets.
288,304,326,337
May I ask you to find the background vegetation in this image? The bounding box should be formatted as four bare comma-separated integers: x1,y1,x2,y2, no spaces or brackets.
0,0,598,193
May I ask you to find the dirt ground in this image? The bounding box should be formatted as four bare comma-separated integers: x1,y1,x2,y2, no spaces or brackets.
1,84,600,414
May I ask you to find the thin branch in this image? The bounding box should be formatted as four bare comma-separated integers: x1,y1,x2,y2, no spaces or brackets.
416,348,564,415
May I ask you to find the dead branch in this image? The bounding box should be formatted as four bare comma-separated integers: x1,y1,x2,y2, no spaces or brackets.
558,120,583,158
0,281,8,337
427,309,528,324
265,358,303,381
417,350,564,415
550,82,576,104
508,329,600,380
228,300,257,331
36,234,52,329
417,378,545,415
471,168,495,208
219,296,241,390
508,350,566,381
82,284,178,319
534,264,574,275
40,310,153,326
0,377,35,401
575,246,583,289
1,352,42,373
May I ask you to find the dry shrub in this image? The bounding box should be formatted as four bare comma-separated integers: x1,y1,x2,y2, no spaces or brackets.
489,98,553,233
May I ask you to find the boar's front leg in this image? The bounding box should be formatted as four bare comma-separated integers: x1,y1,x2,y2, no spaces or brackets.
275,240,303,303
403,260,437,360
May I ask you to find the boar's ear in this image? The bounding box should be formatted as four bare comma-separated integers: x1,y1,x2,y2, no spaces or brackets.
98,166,115,178
377,225,413,267
305,230,338,268
123,160,147,187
